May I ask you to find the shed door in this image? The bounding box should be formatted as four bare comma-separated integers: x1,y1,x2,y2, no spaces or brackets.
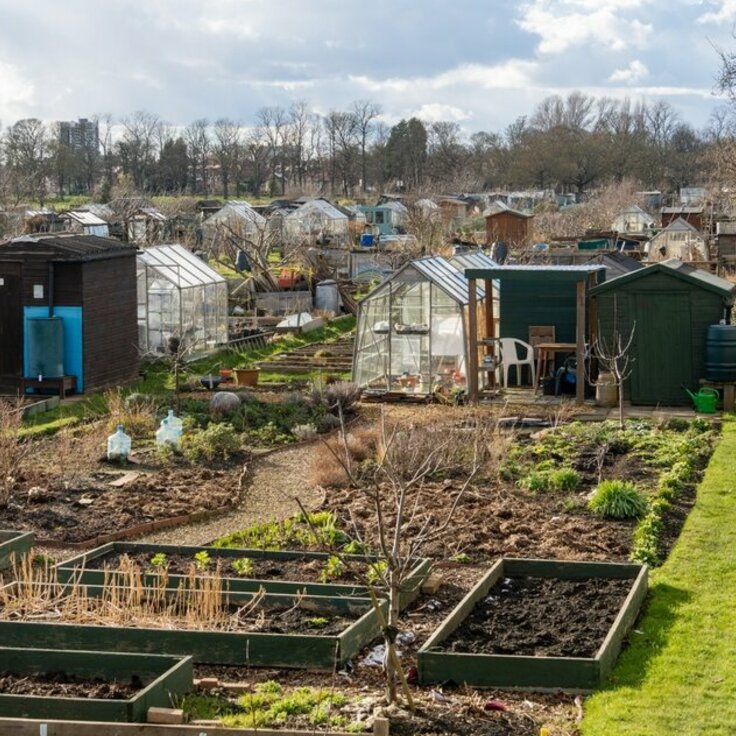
630,291,692,405
0,263,23,378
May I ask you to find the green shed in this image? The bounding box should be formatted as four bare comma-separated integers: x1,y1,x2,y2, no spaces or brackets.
590,260,735,405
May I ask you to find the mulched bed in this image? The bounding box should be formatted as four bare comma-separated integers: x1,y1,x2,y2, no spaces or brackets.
0,467,244,543
0,672,141,699
440,576,633,658
84,551,368,584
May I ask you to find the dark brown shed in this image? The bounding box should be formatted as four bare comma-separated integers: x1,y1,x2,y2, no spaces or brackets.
0,234,139,393
483,201,533,246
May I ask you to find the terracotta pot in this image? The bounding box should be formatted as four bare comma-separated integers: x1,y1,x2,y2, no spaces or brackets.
233,367,260,387
219,368,233,381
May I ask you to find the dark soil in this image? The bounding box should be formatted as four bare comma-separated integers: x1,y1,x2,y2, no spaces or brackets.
0,467,243,543
0,672,142,699
440,576,633,658
85,551,368,584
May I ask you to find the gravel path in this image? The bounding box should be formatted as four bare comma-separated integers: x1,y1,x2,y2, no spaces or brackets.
133,443,324,546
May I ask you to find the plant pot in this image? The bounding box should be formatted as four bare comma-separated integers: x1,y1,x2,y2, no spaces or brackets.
233,368,260,387
219,369,233,381
199,375,222,390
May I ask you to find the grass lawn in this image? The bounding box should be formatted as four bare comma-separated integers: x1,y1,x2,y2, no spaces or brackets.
582,416,736,735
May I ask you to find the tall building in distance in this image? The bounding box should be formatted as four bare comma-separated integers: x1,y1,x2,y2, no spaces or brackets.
59,118,99,152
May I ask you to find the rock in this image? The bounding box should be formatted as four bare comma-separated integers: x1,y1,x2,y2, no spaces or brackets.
27,486,52,503
209,391,241,420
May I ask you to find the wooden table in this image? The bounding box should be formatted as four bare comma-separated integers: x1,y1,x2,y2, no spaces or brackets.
21,375,77,399
535,343,576,392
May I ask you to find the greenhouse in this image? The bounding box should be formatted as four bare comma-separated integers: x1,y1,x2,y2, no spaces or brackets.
353,256,486,394
137,244,228,356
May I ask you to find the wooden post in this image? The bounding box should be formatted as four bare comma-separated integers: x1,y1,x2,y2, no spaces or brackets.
576,279,586,405
467,278,479,403
483,278,495,389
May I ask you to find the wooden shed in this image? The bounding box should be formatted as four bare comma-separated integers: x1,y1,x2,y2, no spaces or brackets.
590,260,735,405
0,234,139,394
483,201,533,246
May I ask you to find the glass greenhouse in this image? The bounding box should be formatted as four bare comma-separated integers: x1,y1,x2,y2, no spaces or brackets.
137,244,228,355
353,256,488,394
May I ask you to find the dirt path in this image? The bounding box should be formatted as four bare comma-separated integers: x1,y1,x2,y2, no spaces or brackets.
134,443,324,546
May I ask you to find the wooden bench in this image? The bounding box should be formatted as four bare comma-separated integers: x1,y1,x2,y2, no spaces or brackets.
21,375,77,399
699,379,736,411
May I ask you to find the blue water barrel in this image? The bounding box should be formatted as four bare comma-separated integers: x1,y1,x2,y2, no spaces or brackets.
359,233,375,248
704,324,736,381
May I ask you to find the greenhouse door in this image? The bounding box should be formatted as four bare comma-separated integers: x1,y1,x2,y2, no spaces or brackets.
630,292,692,405
0,263,22,380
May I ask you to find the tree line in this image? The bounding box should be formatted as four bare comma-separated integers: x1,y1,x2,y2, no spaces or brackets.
0,92,729,206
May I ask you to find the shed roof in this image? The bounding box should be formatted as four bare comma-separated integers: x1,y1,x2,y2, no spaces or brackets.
657,216,703,235
661,206,704,214
590,259,736,299
137,244,226,289
586,251,644,274
482,200,532,219
464,264,604,282
367,256,485,306
0,234,135,261
63,210,108,227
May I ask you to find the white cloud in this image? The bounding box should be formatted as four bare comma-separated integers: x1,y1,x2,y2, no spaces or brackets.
698,0,736,22
517,0,652,54
609,59,649,83
0,61,35,120
411,103,470,123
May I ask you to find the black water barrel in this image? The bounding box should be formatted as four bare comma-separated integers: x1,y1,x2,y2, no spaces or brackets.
705,324,736,381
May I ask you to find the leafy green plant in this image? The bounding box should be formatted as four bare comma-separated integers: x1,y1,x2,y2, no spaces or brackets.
319,555,345,582
451,552,471,564
149,553,168,568
305,616,329,629
588,480,648,519
181,423,241,463
518,470,551,493
367,560,388,585
231,557,254,576
194,550,211,571
343,540,368,555
548,467,581,492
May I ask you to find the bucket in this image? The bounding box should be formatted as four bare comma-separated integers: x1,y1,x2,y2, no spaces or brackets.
596,372,618,407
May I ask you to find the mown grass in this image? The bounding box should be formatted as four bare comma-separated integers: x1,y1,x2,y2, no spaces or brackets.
582,416,736,735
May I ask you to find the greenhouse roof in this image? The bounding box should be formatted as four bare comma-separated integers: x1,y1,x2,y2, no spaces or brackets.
208,200,266,227
287,199,348,221
137,244,226,288
369,256,485,305
448,251,497,271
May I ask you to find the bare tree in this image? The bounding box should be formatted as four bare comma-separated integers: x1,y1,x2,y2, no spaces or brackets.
213,118,242,198
257,106,288,195
351,100,381,193
3,118,50,204
0,398,32,509
118,110,160,191
593,297,636,429
185,118,211,195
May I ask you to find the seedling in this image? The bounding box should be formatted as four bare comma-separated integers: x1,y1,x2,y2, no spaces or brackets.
194,550,212,571
306,616,329,629
367,560,388,584
149,553,168,569
232,557,254,577
319,555,345,583
451,552,471,565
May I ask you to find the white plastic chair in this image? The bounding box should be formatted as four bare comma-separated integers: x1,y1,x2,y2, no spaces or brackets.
498,338,536,387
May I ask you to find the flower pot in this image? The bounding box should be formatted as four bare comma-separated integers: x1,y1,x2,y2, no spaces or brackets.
234,368,260,387
219,368,233,381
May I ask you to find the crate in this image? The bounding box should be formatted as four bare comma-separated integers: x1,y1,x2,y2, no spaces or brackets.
0,647,192,722
55,542,431,611
417,557,648,691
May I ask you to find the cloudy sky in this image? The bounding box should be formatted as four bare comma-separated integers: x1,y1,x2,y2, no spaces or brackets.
0,0,734,134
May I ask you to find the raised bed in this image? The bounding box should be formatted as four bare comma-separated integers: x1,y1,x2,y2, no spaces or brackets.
0,647,192,722
55,542,431,610
418,557,648,691
0,587,386,668
0,531,34,571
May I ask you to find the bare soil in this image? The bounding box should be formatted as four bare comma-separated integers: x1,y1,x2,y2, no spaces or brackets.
86,551,368,585
0,672,141,699
439,576,632,658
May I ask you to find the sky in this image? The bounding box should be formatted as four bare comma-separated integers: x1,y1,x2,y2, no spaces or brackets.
0,0,735,135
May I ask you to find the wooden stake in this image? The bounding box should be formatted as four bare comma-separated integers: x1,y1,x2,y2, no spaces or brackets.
467,277,479,403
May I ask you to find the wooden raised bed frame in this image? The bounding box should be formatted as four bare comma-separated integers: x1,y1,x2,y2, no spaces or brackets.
0,587,386,669
0,531,34,571
55,542,431,610
417,557,648,691
0,647,192,722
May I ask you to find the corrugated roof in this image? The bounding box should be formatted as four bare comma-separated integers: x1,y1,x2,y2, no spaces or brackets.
138,244,226,289
65,210,108,227
464,264,605,281
590,259,736,298
0,234,135,260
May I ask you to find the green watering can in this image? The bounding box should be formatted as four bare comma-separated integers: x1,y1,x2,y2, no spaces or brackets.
683,386,719,413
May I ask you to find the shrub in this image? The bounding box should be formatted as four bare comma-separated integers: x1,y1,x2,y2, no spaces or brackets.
181,423,241,463
518,471,551,493
292,423,318,441
310,381,362,415
549,467,581,492
105,388,158,439
588,479,647,519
